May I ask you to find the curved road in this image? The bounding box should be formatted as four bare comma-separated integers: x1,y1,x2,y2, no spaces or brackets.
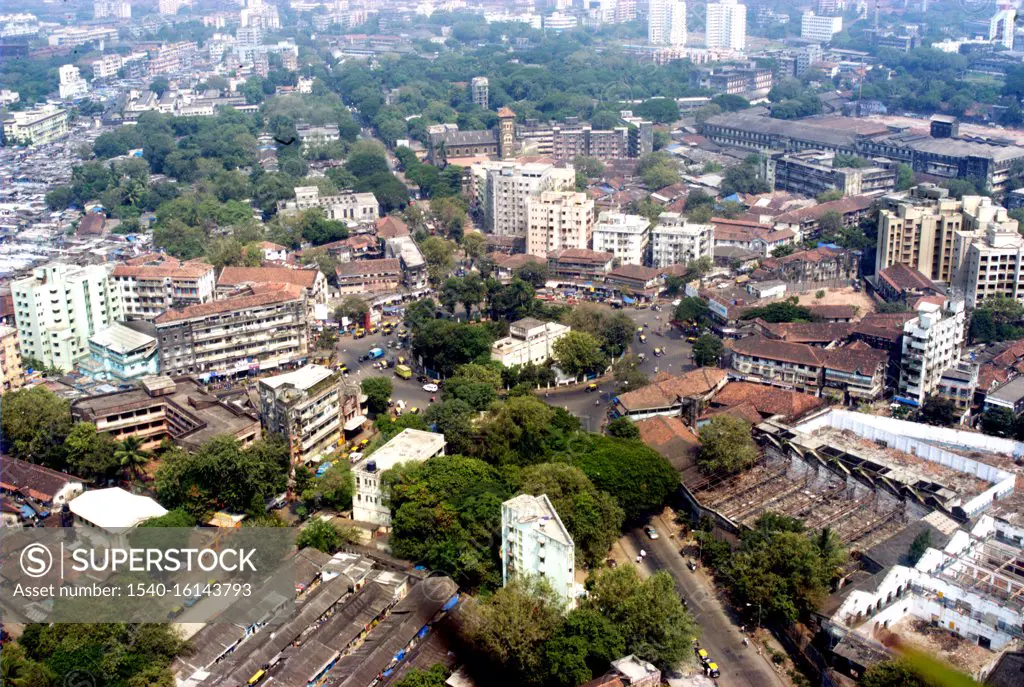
624,513,785,687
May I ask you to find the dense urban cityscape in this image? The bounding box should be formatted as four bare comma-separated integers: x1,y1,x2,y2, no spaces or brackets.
1,1,1024,686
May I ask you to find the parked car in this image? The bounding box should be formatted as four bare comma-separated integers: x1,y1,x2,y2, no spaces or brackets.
644,525,659,540
422,383,439,392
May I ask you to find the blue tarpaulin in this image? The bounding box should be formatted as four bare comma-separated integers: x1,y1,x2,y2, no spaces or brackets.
893,396,920,408
442,594,459,611
394,650,406,662
417,626,429,638
622,296,635,304
19,505,35,519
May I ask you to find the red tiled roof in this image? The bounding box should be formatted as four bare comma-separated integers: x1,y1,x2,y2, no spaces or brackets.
376,215,409,239
78,212,106,235
729,335,825,367
218,266,320,289
113,259,214,280
761,246,844,269
335,258,401,277
154,283,303,324
710,381,826,421
617,368,728,411
491,253,543,270
636,415,700,470
774,196,875,224
822,347,888,375
548,248,614,264
878,263,938,293
260,241,286,251
0,455,84,503
608,264,662,281
806,305,859,320
701,401,763,425
758,321,853,344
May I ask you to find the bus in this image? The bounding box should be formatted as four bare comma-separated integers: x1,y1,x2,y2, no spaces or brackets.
395,364,413,380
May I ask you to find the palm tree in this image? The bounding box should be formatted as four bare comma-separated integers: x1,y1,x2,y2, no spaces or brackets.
116,435,151,482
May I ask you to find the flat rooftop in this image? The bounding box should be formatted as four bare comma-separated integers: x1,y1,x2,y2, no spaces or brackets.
260,363,334,392
504,493,573,547
355,428,445,473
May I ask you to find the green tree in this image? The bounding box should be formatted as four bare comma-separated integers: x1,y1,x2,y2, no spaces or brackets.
425,399,476,455
860,660,936,687
0,641,54,687
296,518,345,553
573,155,605,178
567,435,678,521
697,415,758,474
908,529,932,564
394,664,449,687
481,396,561,467
919,396,956,427
64,423,119,479
420,236,457,285
553,331,608,378
585,566,699,669
692,334,724,367
302,463,355,511
139,509,197,528
45,185,74,211
543,608,625,686
606,416,640,440
673,297,709,324
337,295,370,324
520,462,624,566
740,301,814,323
612,354,648,394
981,406,1016,437
115,435,151,482
896,164,915,190
0,386,73,469
411,320,495,377
361,376,394,415
461,578,564,686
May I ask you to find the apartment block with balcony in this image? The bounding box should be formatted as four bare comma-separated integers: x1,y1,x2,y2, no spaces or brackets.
112,256,216,320
260,364,351,465
154,283,308,378
875,185,966,282
12,263,123,372
471,161,576,237
772,150,897,198
592,211,651,266
2,105,69,146
951,215,1024,308
729,335,824,394
935,361,978,421
0,324,24,392
649,213,714,268
277,186,380,223
491,317,571,367
501,493,577,606
898,300,967,406
526,191,594,257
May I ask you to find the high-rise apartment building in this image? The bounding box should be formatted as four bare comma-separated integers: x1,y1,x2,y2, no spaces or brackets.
260,364,357,465
501,494,577,606
154,283,308,378
12,264,124,372
990,8,1017,50
58,64,89,100
801,11,843,42
3,105,69,146
592,211,651,265
526,191,595,257
93,0,131,20
0,325,25,393
471,161,576,237
648,0,687,46
951,210,1024,308
649,213,714,268
471,76,489,109
705,0,746,51
876,185,966,282
898,300,967,405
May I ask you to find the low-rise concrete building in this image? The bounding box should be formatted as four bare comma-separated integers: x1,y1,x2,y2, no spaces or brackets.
112,256,216,320
352,429,446,528
491,317,571,367
547,248,614,283
277,186,379,223
3,105,69,146
83,322,159,381
216,266,328,317
650,213,714,268
335,258,402,295
71,375,261,451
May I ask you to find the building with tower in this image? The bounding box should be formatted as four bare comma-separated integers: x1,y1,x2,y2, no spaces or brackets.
648,0,687,46
471,76,489,109
498,106,516,159
428,107,517,163
706,0,746,51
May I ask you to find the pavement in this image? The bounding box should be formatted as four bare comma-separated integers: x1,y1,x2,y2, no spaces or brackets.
620,512,787,687
547,304,695,432
334,326,436,413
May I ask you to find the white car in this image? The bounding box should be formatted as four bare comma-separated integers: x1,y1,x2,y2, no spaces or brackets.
422,383,439,392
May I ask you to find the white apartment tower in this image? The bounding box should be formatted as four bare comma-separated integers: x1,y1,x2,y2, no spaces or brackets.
648,0,687,46
471,76,489,109
592,211,651,265
526,191,595,257
898,300,967,405
801,11,843,42
706,0,747,50
990,8,1017,50
472,161,576,238
352,429,446,528
501,494,577,606
58,64,89,100
12,264,124,372
650,213,714,268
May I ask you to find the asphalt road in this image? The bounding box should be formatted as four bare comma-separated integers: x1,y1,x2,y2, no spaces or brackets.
335,327,436,413
549,304,695,432
622,513,785,687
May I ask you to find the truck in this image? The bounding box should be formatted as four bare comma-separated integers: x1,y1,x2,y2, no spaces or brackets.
395,364,413,380
362,347,385,361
